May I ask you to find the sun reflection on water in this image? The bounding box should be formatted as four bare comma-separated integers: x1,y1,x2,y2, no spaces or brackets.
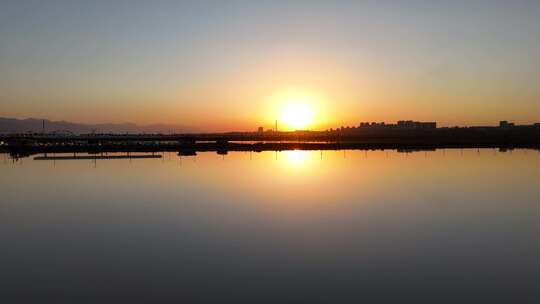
280,150,312,169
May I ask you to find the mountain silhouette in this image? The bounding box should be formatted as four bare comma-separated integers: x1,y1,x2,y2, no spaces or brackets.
0,117,197,134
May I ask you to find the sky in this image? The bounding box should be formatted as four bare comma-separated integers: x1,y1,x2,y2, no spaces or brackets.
1,0,539,131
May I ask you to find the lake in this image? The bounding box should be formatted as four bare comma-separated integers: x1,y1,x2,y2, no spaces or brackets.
1,149,539,303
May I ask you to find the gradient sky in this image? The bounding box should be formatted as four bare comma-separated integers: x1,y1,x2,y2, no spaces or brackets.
1,0,539,131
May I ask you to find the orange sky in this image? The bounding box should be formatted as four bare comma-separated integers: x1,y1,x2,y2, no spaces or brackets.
1,1,540,131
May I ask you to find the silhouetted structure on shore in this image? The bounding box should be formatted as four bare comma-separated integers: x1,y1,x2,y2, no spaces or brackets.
1,120,539,158
346,120,437,130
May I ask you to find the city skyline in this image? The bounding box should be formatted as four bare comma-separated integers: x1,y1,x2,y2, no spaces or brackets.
1,115,539,136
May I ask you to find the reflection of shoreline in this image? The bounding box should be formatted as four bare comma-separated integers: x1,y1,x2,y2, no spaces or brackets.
2,142,539,160
34,154,162,161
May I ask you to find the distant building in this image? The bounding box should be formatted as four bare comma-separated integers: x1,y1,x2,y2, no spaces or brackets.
357,121,436,130
499,121,515,128
397,120,414,128
359,122,387,128
257,126,264,133
397,120,437,129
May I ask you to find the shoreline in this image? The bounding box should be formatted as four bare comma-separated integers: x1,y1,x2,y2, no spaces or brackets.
2,141,539,158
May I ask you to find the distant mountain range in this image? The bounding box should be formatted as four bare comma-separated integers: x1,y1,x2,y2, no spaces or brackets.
0,117,197,134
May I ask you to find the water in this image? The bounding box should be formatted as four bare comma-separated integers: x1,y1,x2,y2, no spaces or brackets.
1,149,540,303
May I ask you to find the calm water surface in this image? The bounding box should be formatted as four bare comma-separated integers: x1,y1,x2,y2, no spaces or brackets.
1,150,540,302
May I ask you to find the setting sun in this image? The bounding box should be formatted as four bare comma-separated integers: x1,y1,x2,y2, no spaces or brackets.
279,103,314,130
268,88,322,131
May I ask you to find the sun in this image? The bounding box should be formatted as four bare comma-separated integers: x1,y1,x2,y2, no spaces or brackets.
266,88,322,131
279,102,314,130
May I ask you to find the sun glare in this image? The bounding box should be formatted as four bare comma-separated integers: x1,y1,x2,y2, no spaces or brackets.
279,103,313,130
266,88,323,131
